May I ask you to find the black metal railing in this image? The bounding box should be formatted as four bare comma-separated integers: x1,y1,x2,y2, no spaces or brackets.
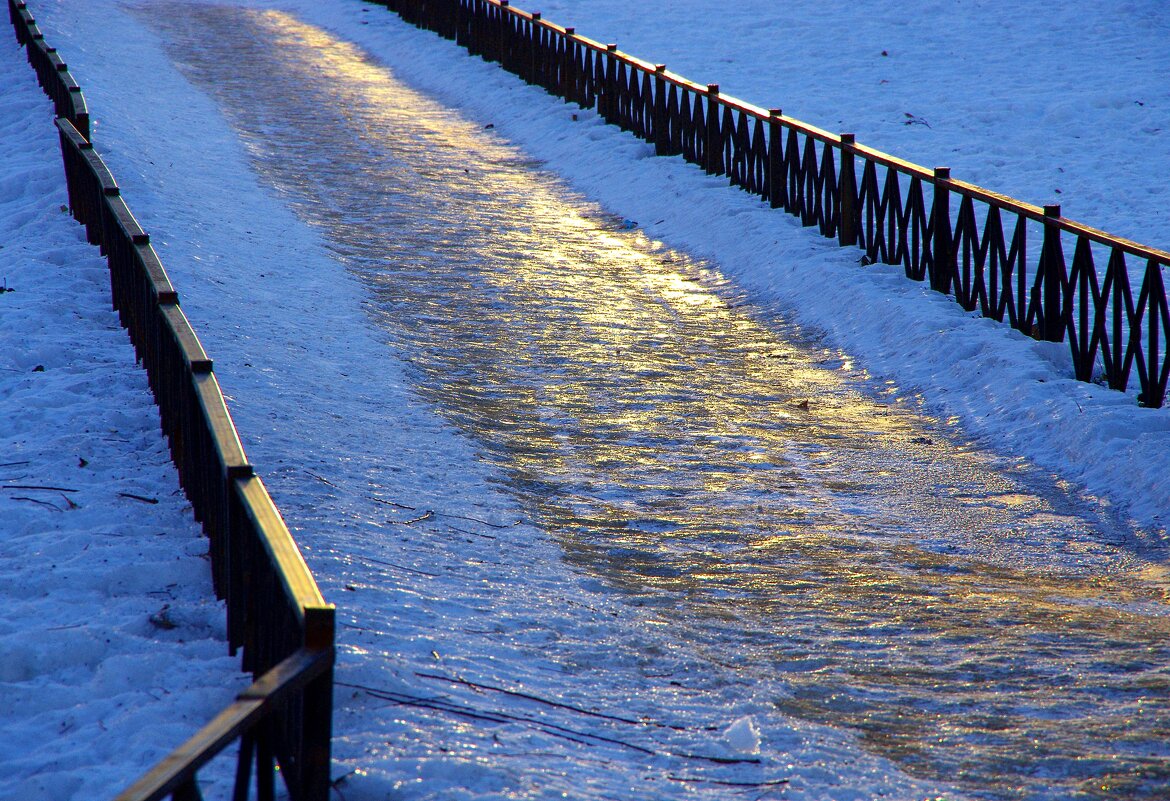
11,2,335,798
370,0,1170,408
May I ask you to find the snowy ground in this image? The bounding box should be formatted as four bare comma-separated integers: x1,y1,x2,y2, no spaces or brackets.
5,0,1170,799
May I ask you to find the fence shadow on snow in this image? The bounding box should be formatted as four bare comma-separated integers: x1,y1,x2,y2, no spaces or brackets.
8,2,335,800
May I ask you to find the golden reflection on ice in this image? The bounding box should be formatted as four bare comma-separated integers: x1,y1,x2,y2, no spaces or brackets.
144,6,1170,798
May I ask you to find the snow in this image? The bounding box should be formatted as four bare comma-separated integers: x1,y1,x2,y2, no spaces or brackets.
4,0,1170,799
723,716,762,756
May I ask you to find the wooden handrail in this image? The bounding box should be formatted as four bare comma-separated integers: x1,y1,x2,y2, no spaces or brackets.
112,648,332,801
160,305,212,373
235,474,329,617
193,373,252,477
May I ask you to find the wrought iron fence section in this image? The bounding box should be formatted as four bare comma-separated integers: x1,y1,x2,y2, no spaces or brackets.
364,0,1170,407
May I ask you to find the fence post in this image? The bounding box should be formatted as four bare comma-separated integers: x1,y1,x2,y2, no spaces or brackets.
930,166,953,294
837,133,857,247
1040,203,1067,342
653,64,668,156
302,607,335,801
704,84,721,174
494,0,507,64
602,43,617,123
528,12,539,86
767,109,784,210
562,27,576,104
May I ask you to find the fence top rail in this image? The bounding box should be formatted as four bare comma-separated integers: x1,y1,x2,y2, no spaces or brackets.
234,474,331,621
944,174,1170,262
136,243,179,304
193,372,252,475
54,114,89,148
479,0,1170,265
104,193,149,243
161,304,213,373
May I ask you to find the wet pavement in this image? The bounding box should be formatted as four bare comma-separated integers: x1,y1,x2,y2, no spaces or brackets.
142,6,1170,798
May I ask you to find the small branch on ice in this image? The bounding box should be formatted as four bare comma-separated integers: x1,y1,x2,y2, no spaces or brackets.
494,751,616,767
340,622,381,634
340,680,757,766
415,671,691,731
666,751,762,766
304,469,338,488
0,461,31,468
354,554,441,578
394,510,435,525
11,496,62,511
370,496,417,511
1,484,79,492
437,511,521,529
667,776,788,788
314,473,517,532
337,680,655,754
447,524,498,540
118,492,159,504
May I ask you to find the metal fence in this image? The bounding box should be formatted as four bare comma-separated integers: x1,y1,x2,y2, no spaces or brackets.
369,0,1170,408
8,0,88,137
10,2,335,799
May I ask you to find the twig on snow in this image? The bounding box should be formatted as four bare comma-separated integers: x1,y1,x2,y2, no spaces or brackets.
11,496,62,511
304,469,338,488
667,776,789,788
354,554,441,578
118,492,159,504
2,484,79,492
903,111,932,128
414,671,690,731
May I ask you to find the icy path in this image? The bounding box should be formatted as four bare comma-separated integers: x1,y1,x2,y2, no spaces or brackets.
117,6,1170,799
